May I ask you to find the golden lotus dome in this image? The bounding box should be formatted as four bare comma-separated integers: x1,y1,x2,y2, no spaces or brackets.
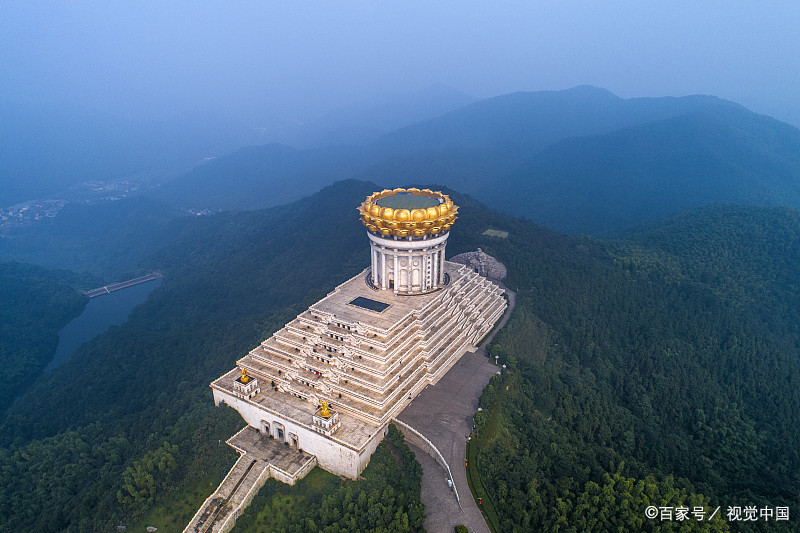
358,188,458,238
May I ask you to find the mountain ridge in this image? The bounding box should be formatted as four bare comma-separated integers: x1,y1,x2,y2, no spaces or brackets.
488,108,800,234
142,86,800,236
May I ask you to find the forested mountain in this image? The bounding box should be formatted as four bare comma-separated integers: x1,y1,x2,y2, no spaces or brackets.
1,181,797,531
488,110,800,234
370,85,740,157
0,196,185,279
453,203,800,532
145,86,800,236
0,263,92,412
150,143,363,212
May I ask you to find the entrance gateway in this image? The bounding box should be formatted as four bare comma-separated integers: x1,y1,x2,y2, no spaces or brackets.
189,188,506,531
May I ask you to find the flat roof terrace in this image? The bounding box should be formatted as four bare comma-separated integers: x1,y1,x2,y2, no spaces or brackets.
311,264,466,331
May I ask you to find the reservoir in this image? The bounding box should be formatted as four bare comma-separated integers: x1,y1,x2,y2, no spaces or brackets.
45,278,163,372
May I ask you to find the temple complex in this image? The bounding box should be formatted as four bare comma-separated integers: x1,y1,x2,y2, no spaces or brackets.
209,188,507,481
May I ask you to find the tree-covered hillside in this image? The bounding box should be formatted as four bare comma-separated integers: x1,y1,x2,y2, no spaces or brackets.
451,203,800,532
149,143,364,212
0,180,384,531
491,112,800,234
0,263,93,412
371,85,740,158
144,86,800,237
0,196,184,279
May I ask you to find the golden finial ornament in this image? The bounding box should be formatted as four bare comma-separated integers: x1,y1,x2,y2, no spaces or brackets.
320,401,331,418
240,368,250,384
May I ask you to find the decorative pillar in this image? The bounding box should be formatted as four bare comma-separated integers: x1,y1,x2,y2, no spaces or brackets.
408,252,413,292
372,248,378,284
424,252,430,288
381,250,387,290
433,248,439,288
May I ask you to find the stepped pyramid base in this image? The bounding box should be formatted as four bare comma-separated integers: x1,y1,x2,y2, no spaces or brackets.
211,261,505,479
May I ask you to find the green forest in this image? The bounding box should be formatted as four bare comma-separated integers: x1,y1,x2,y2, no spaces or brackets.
0,197,185,279
1,181,798,531
452,203,800,532
0,262,93,412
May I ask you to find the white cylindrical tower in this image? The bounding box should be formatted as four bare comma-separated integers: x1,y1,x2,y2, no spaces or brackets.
358,188,458,294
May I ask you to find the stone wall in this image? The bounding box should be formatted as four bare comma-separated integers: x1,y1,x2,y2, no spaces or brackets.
213,388,368,479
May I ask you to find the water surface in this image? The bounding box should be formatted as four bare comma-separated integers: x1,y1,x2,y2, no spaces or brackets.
45,278,162,372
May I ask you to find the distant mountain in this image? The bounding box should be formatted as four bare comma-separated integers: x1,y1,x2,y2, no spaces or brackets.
364,85,769,203
489,107,800,234
269,84,476,148
364,86,800,233
0,196,184,279
370,85,742,155
149,143,364,211
144,86,800,235
0,101,276,207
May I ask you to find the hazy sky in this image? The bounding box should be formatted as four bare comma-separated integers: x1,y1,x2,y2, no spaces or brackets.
3,1,799,126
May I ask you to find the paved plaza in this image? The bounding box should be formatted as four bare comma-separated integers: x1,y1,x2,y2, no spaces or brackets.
398,349,500,533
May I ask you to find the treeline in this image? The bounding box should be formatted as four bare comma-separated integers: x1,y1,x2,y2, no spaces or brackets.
452,203,799,532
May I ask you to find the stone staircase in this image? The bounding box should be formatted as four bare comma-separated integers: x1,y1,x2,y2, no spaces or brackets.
184,427,316,533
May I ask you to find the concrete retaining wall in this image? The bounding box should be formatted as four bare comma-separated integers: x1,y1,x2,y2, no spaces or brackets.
392,418,460,506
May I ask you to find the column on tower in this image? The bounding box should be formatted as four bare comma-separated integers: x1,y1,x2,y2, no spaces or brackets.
371,247,378,285
436,241,447,283
408,251,413,292
367,229,450,295
381,248,387,290
432,247,439,288
424,251,430,288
